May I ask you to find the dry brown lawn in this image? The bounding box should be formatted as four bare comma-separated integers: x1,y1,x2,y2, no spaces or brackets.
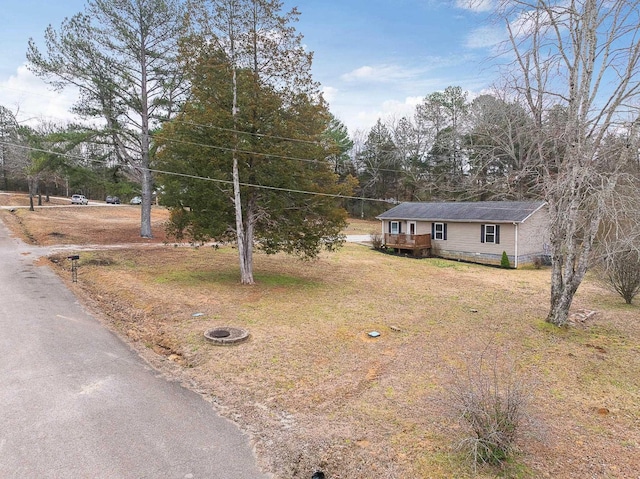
0,194,170,245
0,191,70,207
1,194,639,478
341,217,382,235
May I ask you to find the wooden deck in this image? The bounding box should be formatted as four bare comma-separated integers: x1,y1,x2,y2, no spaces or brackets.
384,233,432,256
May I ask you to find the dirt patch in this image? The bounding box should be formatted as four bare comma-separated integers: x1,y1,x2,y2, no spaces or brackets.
2,199,639,479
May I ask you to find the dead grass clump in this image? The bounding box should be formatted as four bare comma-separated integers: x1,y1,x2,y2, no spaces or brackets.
447,349,535,471
266,433,400,479
83,255,117,266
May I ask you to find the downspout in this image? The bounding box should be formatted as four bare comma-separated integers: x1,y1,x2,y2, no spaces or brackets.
514,222,519,268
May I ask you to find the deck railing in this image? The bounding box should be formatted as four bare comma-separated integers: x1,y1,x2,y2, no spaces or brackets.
384,233,431,249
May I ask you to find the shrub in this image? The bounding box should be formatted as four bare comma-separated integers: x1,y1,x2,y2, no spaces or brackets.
448,351,532,470
602,249,640,304
370,232,384,250
501,251,511,268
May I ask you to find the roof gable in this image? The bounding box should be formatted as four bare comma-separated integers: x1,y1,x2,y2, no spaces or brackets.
376,201,546,223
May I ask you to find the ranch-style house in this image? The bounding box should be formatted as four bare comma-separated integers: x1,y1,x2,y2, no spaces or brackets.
376,201,549,268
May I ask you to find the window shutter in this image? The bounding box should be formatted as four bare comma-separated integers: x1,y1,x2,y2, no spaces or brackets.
443,223,448,240
496,225,501,244
481,224,485,243
431,222,435,239
389,222,392,234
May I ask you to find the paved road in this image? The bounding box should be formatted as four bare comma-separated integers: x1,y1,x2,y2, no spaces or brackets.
0,219,270,479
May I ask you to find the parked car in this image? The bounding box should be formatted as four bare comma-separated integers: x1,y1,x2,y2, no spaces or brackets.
130,196,142,205
71,194,88,205
106,195,121,204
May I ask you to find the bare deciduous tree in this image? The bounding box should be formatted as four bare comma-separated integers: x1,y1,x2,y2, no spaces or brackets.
498,0,640,325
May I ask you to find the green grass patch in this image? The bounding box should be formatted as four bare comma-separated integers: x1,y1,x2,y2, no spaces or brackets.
429,258,469,269
154,268,240,285
254,271,317,288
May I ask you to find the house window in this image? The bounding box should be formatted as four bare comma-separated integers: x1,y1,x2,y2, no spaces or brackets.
481,224,500,244
432,222,447,240
485,225,496,243
390,221,400,234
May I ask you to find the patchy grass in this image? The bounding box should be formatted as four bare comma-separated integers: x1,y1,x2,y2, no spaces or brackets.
2,200,639,479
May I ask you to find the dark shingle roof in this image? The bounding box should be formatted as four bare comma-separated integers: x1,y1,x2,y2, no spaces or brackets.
376,201,546,223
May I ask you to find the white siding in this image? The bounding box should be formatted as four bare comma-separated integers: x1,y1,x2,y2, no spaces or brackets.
380,210,549,267
432,222,515,256
517,208,549,256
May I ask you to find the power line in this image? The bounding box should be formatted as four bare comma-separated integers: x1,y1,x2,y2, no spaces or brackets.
162,117,322,146
1,94,428,175
150,132,327,166
2,85,323,146
151,132,414,176
0,140,393,203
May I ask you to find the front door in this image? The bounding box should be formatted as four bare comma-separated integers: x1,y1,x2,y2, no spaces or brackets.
409,222,416,235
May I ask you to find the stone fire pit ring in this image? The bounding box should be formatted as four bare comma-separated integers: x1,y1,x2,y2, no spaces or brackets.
204,326,250,345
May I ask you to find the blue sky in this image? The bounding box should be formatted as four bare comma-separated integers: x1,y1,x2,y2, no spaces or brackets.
0,0,501,134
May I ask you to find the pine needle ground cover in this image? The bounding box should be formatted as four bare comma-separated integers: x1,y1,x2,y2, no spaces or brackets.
1,201,638,478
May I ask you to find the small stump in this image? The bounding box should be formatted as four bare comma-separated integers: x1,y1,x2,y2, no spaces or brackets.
204,327,250,345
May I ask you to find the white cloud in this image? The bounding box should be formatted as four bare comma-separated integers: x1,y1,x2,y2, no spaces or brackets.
380,96,423,119
0,64,78,126
341,64,419,83
455,0,495,13
465,25,505,49
332,96,425,133
321,85,338,103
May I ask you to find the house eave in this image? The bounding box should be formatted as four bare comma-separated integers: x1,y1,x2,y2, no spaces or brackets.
376,217,527,224
519,202,547,223
375,201,548,224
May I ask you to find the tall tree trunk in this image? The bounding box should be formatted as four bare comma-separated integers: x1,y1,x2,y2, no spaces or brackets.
545,178,598,326
231,50,254,285
28,177,36,211
1,158,7,190
547,250,587,326
233,155,254,284
547,257,580,326
139,23,152,239
140,166,153,238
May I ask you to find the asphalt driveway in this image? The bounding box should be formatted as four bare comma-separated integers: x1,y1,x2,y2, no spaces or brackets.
0,219,270,478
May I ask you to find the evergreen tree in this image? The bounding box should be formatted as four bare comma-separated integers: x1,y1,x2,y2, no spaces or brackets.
158,41,349,283
355,119,400,202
